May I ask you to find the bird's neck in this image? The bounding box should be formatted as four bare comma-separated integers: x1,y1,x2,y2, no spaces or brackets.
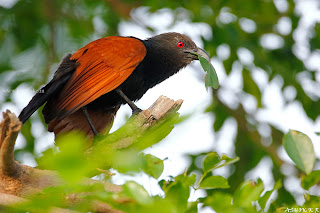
141,40,184,84
136,41,180,90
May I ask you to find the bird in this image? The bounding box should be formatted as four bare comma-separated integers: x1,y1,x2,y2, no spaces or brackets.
18,32,211,137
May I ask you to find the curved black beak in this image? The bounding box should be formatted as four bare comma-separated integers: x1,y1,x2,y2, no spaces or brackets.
189,47,211,62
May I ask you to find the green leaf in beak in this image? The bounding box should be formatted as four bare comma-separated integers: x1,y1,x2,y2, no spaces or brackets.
198,55,219,89
190,52,219,89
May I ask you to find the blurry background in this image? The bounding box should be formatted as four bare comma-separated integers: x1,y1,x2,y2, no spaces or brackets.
0,0,319,211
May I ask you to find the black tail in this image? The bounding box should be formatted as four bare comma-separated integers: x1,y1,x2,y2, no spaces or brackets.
19,84,48,123
18,81,63,123
18,54,77,123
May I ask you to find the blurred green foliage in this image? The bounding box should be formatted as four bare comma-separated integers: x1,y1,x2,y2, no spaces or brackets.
1,0,320,212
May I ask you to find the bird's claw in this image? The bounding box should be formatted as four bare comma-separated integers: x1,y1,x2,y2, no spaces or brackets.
149,114,157,121
132,107,142,115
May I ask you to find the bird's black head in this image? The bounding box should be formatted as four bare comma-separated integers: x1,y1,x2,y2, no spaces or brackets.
144,32,210,70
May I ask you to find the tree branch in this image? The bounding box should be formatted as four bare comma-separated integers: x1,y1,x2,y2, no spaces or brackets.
0,110,21,177
0,192,80,213
0,96,183,212
91,95,183,150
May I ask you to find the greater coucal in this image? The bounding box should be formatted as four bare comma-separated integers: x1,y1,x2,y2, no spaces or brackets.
18,32,210,136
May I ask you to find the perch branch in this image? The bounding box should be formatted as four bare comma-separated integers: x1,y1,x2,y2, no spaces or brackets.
0,95,183,212
0,110,21,177
95,95,183,149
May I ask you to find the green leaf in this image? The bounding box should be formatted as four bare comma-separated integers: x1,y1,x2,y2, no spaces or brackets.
199,176,230,189
141,154,164,179
203,192,232,212
258,179,282,211
161,174,196,195
283,130,315,174
198,55,219,89
185,202,198,213
191,50,219,89
165,181,189,212
221,154,240,166
304,194,320,208
39,132,91,183
122,181,153,205
301,170,320,190
196,153,239,189
202,152,221,172
233,179,264,208
175,174,197,187
111,150,145,173
130,112,183,151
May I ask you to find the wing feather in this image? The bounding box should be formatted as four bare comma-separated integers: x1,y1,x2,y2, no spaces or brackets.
54,36,146,117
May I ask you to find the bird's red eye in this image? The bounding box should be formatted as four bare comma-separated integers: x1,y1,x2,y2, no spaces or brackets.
177,42,184,48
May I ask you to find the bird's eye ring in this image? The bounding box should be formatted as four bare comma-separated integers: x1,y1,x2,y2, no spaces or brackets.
177,42,184,48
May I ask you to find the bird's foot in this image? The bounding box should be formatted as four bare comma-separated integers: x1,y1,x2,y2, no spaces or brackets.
131,107,157,123
149,114,157,122
132,107,142,115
